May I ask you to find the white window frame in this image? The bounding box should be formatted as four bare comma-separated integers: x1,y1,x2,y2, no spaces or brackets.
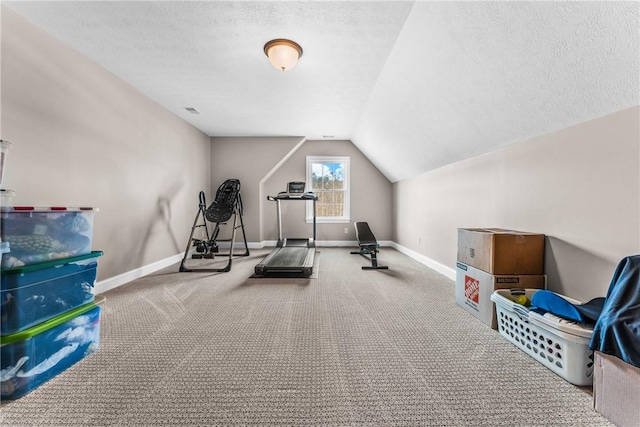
306,155,350,223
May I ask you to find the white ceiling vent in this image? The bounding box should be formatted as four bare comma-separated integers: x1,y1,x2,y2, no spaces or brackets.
184,107,200,114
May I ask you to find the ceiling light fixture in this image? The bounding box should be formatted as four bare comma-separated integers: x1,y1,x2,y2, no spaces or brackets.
264,39,303,72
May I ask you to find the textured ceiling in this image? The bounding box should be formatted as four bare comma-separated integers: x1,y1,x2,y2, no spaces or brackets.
354,1,640,181
4,1,639,182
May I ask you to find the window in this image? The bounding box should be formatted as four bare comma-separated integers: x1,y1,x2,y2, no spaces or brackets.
306,156,350,223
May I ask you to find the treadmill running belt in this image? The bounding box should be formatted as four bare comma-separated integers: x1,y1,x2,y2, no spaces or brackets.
269,247,308,267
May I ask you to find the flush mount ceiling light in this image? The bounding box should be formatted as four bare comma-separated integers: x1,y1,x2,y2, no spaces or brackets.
264,39,303,71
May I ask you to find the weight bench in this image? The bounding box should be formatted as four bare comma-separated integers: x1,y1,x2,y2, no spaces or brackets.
350,222,388,270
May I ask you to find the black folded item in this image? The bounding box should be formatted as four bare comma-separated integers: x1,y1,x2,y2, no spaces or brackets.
590,255,640,369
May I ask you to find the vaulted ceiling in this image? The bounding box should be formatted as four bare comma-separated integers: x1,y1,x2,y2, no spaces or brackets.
4,1,639,182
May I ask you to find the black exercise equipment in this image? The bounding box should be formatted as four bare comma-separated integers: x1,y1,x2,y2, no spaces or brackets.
350,222,388,270
179,179,249,273
254,182,318,277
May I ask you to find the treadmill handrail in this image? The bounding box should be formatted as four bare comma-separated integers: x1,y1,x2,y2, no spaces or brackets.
266,193,317,243
268,192,318,201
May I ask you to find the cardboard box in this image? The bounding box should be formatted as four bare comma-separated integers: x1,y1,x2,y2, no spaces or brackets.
455,261,546,329
457,228,545,275
594,351,640,427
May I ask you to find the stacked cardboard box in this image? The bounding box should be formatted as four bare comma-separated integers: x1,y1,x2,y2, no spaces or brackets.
455,228,546,329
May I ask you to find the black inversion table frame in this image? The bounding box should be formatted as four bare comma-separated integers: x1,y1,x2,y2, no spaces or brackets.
179,179,249,273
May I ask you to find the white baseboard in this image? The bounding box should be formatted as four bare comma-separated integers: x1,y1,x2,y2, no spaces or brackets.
258,240,359,248
95,241,455,294
205,241,264,249
389,242,456,281
316,240,358,247
94,253,184,295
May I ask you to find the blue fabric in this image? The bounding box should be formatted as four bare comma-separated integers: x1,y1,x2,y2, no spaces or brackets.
575,297,605,322
530,292,605,323
531,290,585,323
590,255,640,369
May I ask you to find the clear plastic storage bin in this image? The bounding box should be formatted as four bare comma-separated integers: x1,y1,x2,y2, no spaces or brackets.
1,251,102,335
490,289,595,386
0,302,101,399
1,206,96,268
0,189,14,206
0,140,11,187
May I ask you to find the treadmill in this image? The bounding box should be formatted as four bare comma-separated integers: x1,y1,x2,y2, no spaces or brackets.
255,182,318,277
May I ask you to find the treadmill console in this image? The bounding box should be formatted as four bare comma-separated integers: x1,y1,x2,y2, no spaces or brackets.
277,181,315,199
287,181,306,196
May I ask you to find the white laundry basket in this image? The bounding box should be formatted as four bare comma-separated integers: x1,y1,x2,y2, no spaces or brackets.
490,289,595,386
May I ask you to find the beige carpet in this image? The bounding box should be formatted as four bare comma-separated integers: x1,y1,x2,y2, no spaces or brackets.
0,248,613,426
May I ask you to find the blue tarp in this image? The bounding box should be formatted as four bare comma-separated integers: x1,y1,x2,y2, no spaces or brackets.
590,255,640,369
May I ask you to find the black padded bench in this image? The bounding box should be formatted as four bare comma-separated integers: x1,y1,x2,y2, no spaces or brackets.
350,222,388,270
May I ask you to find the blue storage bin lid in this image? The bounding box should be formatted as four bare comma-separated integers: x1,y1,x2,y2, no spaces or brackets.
0,302,99,345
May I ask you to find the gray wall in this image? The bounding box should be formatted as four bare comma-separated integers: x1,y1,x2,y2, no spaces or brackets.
393,106,640,302
210,136,304,242
1,7,211,280
210,137,392,244
264,139,392,242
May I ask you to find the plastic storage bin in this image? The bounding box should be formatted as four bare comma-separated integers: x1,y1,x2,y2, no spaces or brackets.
0,139,11,187
490,289,595,386
1,206,96,268
1,251,102,335
0,302,101,399
0,189,14,206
